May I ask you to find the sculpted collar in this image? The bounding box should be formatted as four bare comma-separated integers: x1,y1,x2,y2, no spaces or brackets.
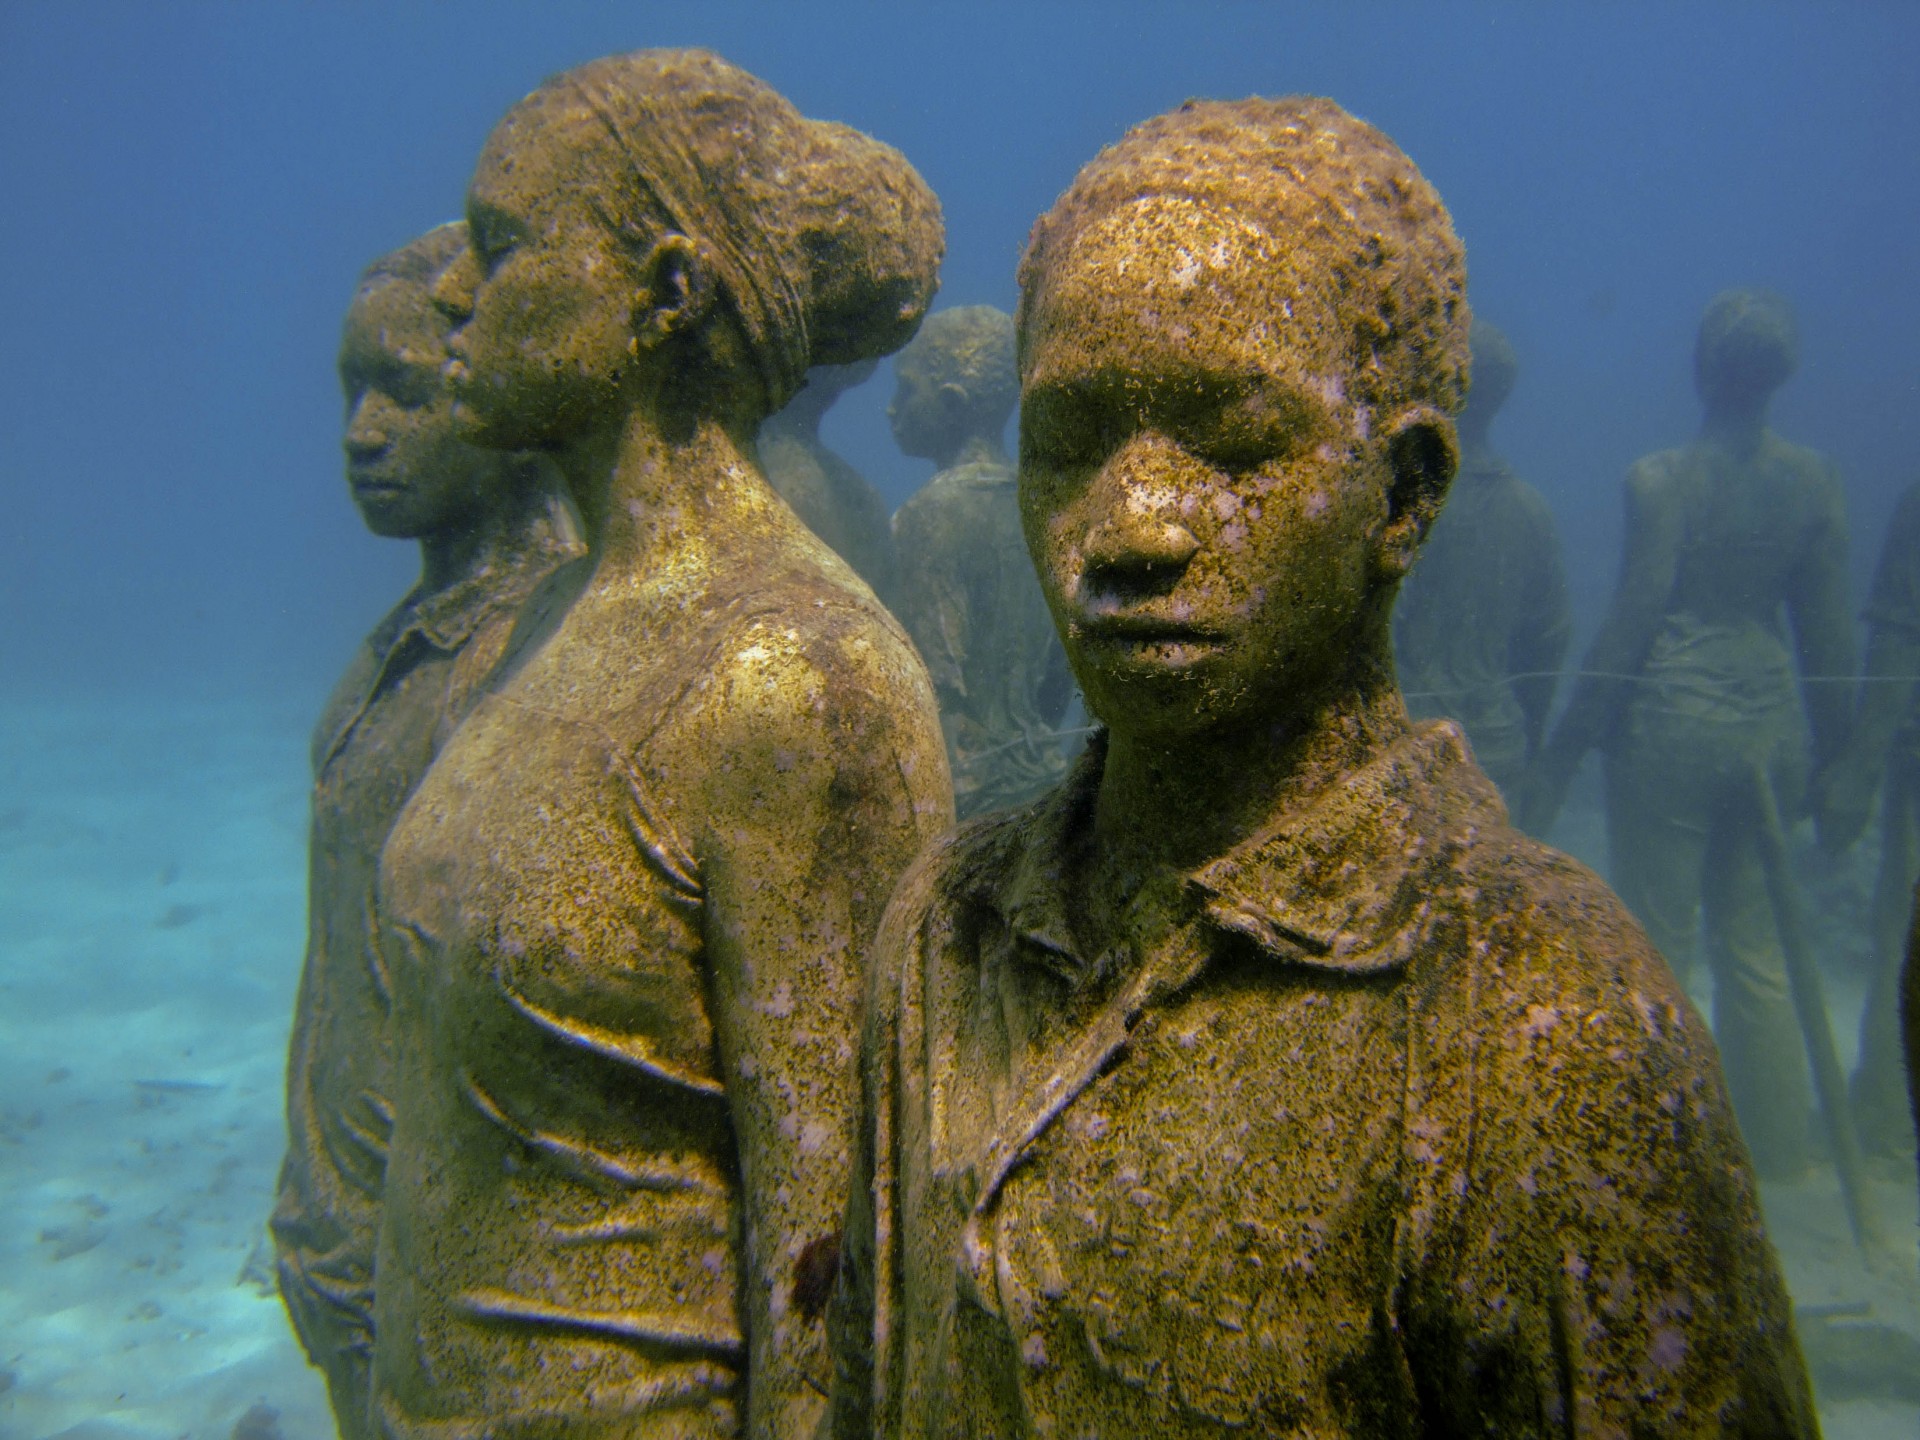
984,719,1505,980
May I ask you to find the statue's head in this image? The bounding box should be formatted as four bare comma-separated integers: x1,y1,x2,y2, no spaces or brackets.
1460,318,1518,432
340,223,517,540
433,49,943,450
1015,97,1468,740
888,305,1018,462
1694,288,1797,411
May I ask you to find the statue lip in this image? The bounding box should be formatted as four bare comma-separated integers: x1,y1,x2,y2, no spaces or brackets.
1074,610,1225,648
348,470,404,496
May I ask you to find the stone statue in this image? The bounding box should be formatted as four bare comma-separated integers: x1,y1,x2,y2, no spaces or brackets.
367,51,951,1440
1813,478,1920,1162
1392,318,1569,803
890,306,1075,817
758,360,901,606
1526,289,1855,1179
269,223,584,1440
829,98,1816,1437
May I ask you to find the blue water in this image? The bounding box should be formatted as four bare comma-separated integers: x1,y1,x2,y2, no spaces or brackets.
3,2,1916,706
2,4,1917,1436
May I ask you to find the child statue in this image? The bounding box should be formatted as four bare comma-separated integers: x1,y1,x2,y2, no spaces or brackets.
368,51,951,1440
829,97,1816,1437
891,306,1075,817
270,223,583,1440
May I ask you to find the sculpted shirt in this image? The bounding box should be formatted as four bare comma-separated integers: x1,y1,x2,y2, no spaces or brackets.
1393,453,1569,794
273,509,583,1382
831,724,1816,1437
367,522,948,1440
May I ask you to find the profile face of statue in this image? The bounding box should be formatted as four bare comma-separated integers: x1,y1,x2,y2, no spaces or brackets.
435,97,651,451
1018,195,1398,743
888,345,965,461
338,275,494,540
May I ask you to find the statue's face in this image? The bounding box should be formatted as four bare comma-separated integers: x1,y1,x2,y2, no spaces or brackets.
436,100,644,450
1019,197,1392,741
338,283,494,540
887,346,964,461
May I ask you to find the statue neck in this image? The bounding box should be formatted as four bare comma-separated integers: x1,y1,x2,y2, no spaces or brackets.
1455,409,1494,455
937,432,1008,470
1700,392,1771,457
1093,640,1409,881
416,459,574,596
556,401,765,581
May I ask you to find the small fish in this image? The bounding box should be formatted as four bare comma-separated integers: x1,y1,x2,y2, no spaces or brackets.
133,1078,225,1094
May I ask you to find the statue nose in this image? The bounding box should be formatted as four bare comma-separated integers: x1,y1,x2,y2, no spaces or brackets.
1081,516,1200,602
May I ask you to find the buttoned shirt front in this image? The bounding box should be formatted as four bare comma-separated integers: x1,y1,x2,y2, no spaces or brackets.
832,723,1816,1437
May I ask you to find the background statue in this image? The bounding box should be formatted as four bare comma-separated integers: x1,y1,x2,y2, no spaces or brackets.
1392,317,1569,805
1526,289,1855,1178
1815,478,1920,1163
758,359,901,606
270,223,583,1440
890,305,1075,817
831,97,1815,1437
369,51,951,1440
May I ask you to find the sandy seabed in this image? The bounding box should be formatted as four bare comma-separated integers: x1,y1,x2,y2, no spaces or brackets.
0,691,1914,1440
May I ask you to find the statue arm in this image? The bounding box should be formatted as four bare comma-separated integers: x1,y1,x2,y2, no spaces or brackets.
821,844,948,1440
686,614,952,1440
1523,462,1681,828
1412,909,1819,1434
1785,462,1857,767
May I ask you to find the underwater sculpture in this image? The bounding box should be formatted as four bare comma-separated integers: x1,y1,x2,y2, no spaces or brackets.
890,306,1075,817
368,51,951,1440
1526,289,1855,1179
1816,479,1920,1162
827,97,1817,1437
270,223,584,1440
759,360,901,606
1392,318,1569,805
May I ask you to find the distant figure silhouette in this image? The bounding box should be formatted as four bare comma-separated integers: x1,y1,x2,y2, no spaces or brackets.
1393,318,1568,806
271,223,583,1440
1814,477,1920,1162
890,306,1074,816
759,359,901,606
1528,289,1855,1179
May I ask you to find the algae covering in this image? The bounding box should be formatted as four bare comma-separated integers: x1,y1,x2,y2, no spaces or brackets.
890,306,1077,818
828,96,1817,1436
271,223,585,1440
349,50,950,1440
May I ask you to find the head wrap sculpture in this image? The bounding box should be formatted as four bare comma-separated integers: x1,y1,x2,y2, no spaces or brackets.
483,49,942,416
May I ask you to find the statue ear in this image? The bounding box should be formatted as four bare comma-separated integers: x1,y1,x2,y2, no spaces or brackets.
1375,405,1459,579
936,380,973,424
630,234,715,349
